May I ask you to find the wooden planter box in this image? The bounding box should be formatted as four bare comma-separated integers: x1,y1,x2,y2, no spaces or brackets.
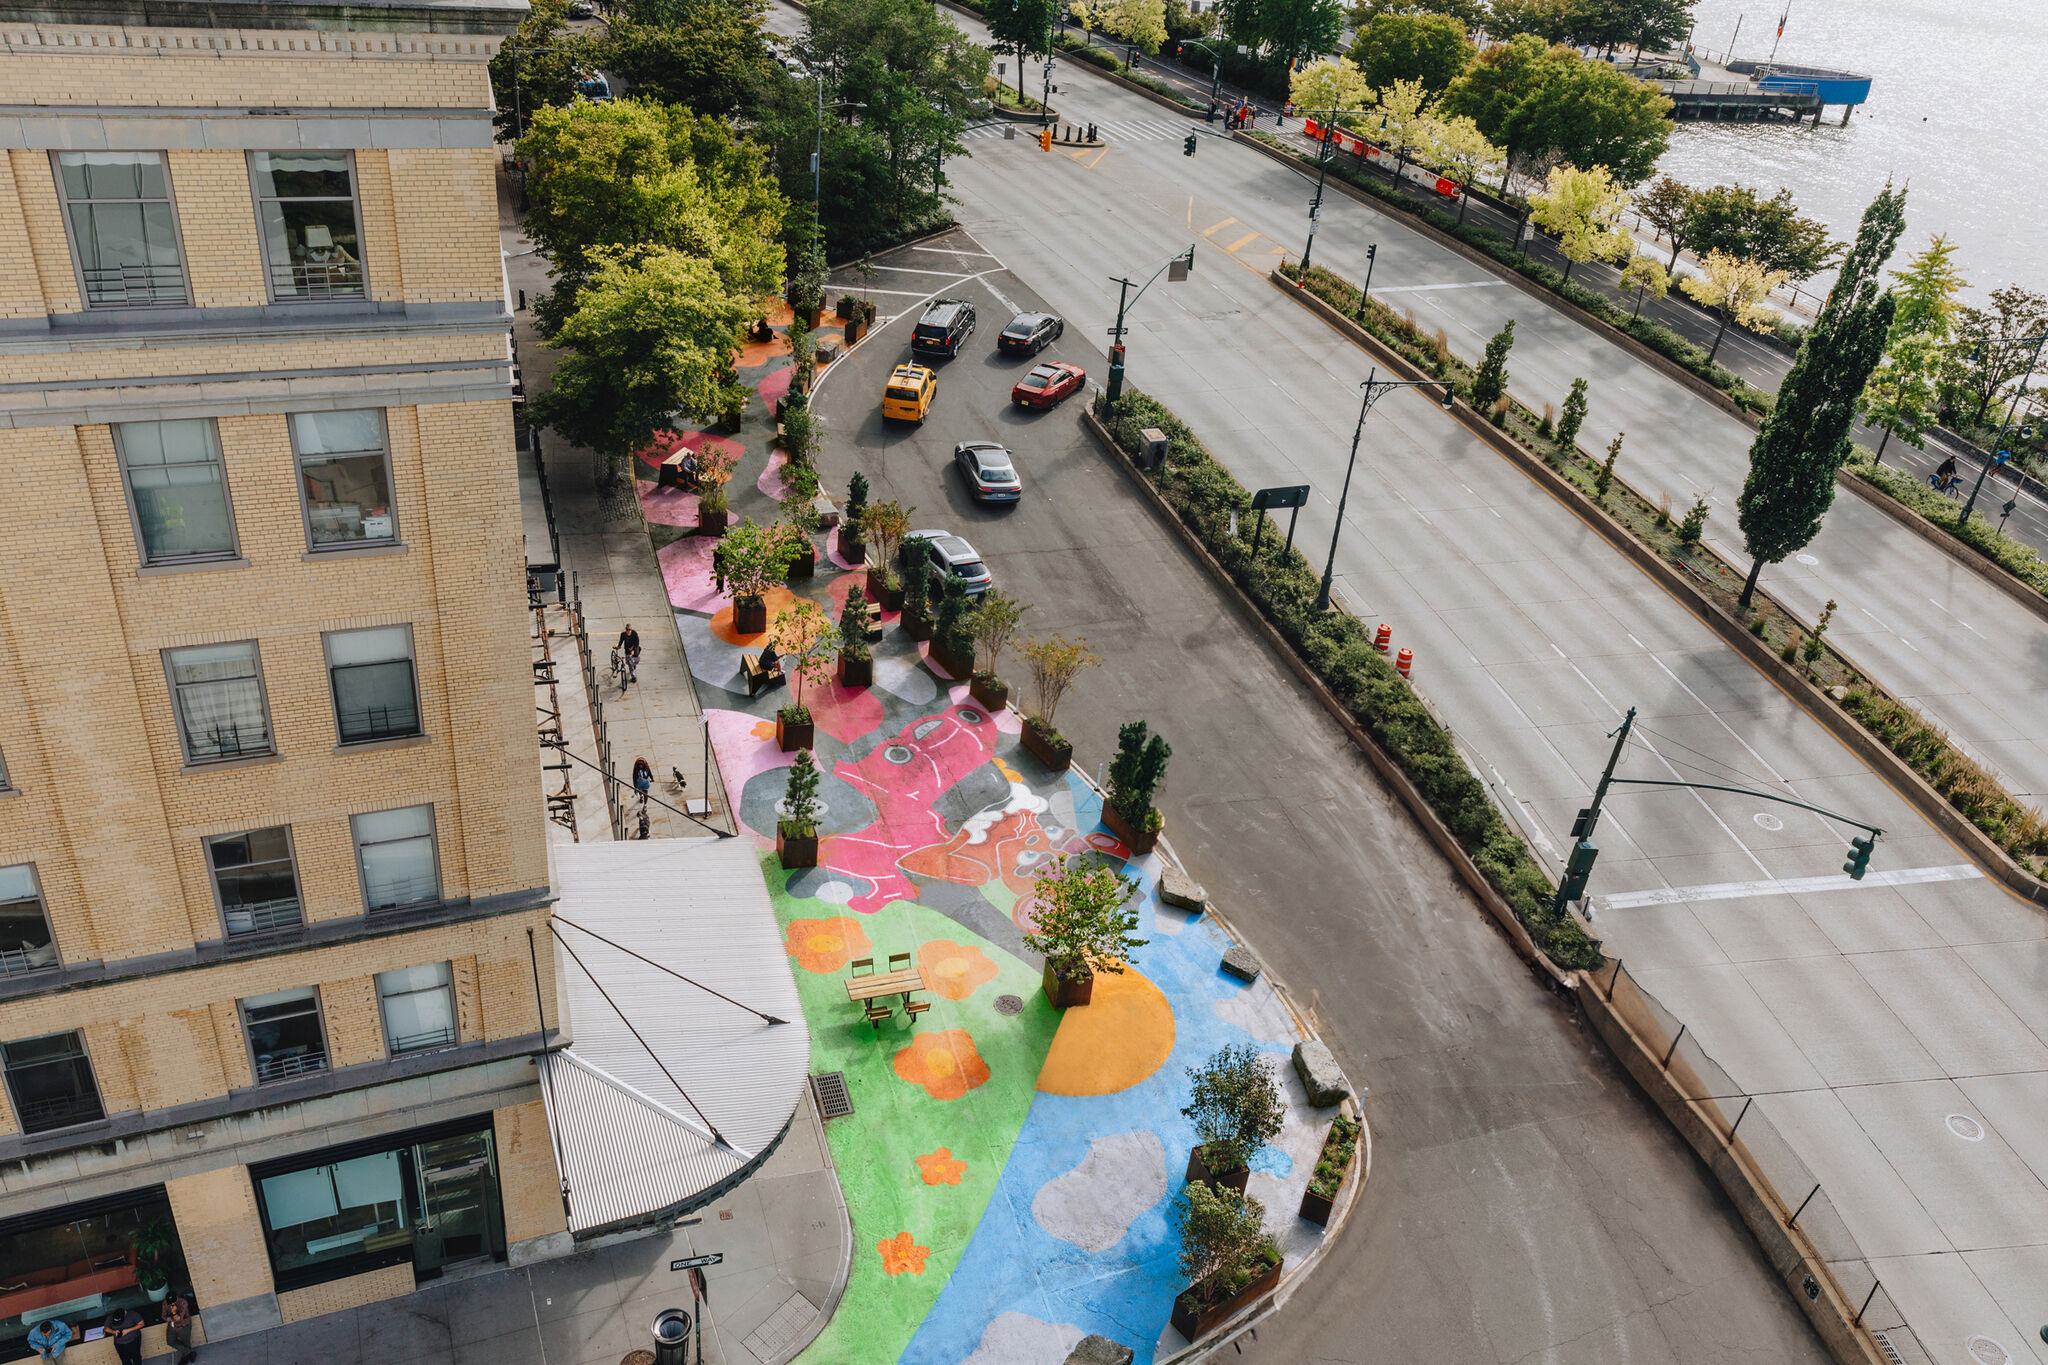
734,596,768,636
777,711,815,752
718,407,744,435
839,531,867,565
834,296,854,319
1102,800,1160,855
930,640,973,679
1021,720,1073,772
865,570,902,611
777,823,818,869
1184,1144,1251,1194
698,504,728,537
1169,1256,1283,1343
969,675,1009,711
1041,960,1094,1009
796,305,822,330
839,654,873,688
903,611,934,643
787,544,817,580
1298,1120,1359,1226
845,317,866,346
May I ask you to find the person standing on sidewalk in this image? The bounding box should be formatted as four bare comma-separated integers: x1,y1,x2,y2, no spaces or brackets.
164,1293,197,1365
25,1318,71,1360
106,1309,143,1365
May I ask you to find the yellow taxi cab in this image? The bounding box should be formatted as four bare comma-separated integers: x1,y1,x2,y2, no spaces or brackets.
881,363,937,423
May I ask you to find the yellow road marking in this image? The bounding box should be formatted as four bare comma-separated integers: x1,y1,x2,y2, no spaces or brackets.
1187,195,1193,228
1202,216,1237,237
1225,231,1261,253
1086,147,1109,169
1069,146,1091,159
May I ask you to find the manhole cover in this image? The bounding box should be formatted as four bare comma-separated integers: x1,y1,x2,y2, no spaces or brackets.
1754,813,1784,831
811,1071,854,1120
1795,553,1819,565
993,994,1024,1016
1966,1335,2011,1365
1947,1113,1986,1141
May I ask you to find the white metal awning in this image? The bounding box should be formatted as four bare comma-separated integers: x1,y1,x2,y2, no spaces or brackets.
537,839,809,1235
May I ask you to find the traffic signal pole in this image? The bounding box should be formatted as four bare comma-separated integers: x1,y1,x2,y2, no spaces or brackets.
1104,245,1196,404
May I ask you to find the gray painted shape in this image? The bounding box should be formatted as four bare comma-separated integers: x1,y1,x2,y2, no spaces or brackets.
1030,1130,1168,1253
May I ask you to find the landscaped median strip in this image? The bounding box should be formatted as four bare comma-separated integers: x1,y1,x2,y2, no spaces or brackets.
1270,258,2048,898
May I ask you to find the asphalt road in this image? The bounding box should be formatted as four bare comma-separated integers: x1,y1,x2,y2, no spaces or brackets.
807,227,1829,1364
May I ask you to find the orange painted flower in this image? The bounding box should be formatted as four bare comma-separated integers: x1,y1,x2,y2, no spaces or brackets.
877,1231,931,1275
751,718,779,741
892,1029,992,1101
916,940,999,1002
915,1147,969,1186
783,916,871,975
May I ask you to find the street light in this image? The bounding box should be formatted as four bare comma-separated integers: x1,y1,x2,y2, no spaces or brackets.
1957,329,2048,529
1315,368,1457,612
806,63,866,230
1295,105,1354,274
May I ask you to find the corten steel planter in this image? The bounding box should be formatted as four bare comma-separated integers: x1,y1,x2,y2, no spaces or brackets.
777,712,815,752
845,317,866,346
1102,801,1160,855
787,544,817,580
865,570,903,612
930,640,973,679
698,504,728,537
839,530,868,565
969,675,1009,711
904,612,935,643
734,596,768,636
1298,1118,1359,1225
1041,961,1094,1009
777,824,818,869
1021,720,1073,772
718,408,744,435
1169,1257,1282,1342
839,654,873,688
1184,1144,1251,1194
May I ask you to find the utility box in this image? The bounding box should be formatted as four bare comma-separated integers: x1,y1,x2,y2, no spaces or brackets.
1139,427,1168,469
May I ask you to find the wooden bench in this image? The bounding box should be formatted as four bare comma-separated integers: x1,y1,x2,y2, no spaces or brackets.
657,449,699,490
741,652,785,697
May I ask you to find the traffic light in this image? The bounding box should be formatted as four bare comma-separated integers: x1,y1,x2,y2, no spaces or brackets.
1183,132,1197,156
1559,839,1599,903
1038,128,1052,151
1843,835,1874,880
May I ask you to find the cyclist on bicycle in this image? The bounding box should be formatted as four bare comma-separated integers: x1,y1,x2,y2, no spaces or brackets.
617,623,642,678
1934,454,1958,490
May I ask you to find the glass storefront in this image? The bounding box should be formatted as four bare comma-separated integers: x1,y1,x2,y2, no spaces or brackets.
0,1186,190,1363
249,1115,505,1291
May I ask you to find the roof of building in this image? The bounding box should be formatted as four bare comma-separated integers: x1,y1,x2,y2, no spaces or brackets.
0,0,527,36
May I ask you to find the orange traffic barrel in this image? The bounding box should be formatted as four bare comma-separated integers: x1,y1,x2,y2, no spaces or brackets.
1395,647,1413,678
1374,623,1392,653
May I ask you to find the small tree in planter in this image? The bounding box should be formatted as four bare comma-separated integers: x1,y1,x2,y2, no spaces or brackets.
1298,1113,1361,1226
967,590,1027,711
1105,719,1171,853
780,500,820,579
930,572,975,677
770,599,834,749
132,1216,175,1303
777,747,821,868
1021,633,1100,772
1170,1183,1280,1341
1022,852,1144,1008
1181,1042,1284,1190
715,367,747,434
899,534,933,637
695,444,741,536
838,584,874,687
788,233,827,329
722,517,805,636
787,325,817,402
863,499,911,609
841,471,870,563
779,397,822,466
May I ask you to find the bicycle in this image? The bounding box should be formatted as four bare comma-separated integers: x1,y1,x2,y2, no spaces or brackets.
1929,472,1962,499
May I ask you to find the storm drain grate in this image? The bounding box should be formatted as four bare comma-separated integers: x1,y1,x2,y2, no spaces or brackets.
993,994,1024,1016
811,1071,853,1119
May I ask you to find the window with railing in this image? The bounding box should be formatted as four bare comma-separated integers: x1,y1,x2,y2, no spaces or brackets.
0,864,58,980
114,418,239,566
326,626,421,745
2,1031,105,1133
242,988,329,1084
353,805,440,913
208,827,303,937
251,152,364,301
165,641,273,763
376,963,457,1055
55,151,188,307
291,410,397,550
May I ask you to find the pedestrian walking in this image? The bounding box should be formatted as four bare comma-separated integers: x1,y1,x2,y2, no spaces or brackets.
106,1309,144,1365
164,1294,197,1365
632,756,653,803
26,1318,71,1360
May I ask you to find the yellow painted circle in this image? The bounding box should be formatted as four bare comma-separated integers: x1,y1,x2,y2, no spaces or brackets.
1036,966,1176,1097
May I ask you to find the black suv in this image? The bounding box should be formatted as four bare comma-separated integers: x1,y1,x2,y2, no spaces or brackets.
912,299,976,358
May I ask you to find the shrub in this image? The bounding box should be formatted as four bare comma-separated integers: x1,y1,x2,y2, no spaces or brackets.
1172,1183,1273,1306
1557,377,1588,450
782,748,820,836
1107,719,1172,826
1021,853,1144,979
1181,1043,1283,1173
1678,495,1709,545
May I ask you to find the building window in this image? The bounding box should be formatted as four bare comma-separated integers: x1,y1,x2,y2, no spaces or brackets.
1,1031,104,1134
164,641,273,763
241,988,328,1084
291,410,397,549
326,626,421,745
251,152,364,300
0,1186,191,1362
54,151,187,307
207,827,303,937
0,865,57,979
376,963,457,1055
353,806,440,912
114,419,237,565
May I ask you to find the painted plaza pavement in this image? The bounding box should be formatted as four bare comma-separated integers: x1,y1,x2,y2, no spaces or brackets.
635,307,1341,1365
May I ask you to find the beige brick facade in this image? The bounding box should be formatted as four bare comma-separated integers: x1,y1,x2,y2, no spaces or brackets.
493,1099,570,1245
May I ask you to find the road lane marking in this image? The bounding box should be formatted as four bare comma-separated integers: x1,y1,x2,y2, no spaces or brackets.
1201,218,1236,237
831,286,953,296
1086,147,1109,169
1373,281,1508,293
1597,863,1983,911
1225,231,1261,253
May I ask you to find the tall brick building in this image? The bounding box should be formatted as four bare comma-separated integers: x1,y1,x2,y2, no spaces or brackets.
0,0,578,1355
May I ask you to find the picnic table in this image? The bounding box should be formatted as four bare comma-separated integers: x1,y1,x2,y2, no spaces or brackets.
845,968,924,1003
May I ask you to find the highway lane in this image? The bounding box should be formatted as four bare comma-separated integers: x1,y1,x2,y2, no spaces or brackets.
889,56,2048,1363
807,227,1831,1364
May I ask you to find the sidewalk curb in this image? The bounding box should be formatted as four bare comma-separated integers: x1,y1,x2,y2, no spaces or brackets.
1269,268,2048,912
1081,395,1893,1365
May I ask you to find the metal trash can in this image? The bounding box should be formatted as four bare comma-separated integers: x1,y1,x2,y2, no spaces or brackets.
651,1308,692,1365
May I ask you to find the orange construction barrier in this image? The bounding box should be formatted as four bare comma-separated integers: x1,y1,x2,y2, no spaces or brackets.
1395,647,1413,678
1373,623,1392,653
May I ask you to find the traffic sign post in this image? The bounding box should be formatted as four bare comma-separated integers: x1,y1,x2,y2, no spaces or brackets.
1247,484,1311,560
670,1252,724,1272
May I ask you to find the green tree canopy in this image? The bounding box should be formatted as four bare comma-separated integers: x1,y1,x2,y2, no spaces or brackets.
1100,0,1170,52
1351,11,1474,95
1498,47,1671,186
1528,162,1633,282
1633,174,1695,267
488,0,608,141
1348,0,1483,26
988,0,1064,95
1859,234,1968,458
1680,183,1840,281
1940,284,2047,428
603,0,779,116
1218,0,1344,67
1889,233,1968,340
1440,32,1548,145
1487,0,1577,43
1735,183,1906,605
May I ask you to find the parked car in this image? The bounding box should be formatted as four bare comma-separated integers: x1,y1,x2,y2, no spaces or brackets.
904,530,993,596
1011,361,1085,409
998,312,1064,356
911,299,976,359
576,72,612,101
881,364,937,423
566,1,597,17
954,441,1022,504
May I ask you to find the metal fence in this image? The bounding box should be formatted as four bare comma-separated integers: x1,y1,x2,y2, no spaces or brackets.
1585,958,1933,1361
567,570,627,842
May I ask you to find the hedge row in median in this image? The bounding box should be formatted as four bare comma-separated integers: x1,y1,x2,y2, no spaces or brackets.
1844,447,2048,599
1093,387,1600,970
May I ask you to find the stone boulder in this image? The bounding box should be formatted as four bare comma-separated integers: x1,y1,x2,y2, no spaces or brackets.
1220,944,1261,982
1065,1335,1136,1365
1158,866,1207,913
1293,1037,1349,1108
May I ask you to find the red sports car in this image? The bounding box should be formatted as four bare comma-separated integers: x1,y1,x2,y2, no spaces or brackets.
1011,361,1086,409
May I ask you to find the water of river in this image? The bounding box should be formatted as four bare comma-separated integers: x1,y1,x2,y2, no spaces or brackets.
1655,0,2048,299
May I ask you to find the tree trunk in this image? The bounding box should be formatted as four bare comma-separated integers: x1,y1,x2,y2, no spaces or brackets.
1457,184,1470,224
1631,285,1645,321
1666,239,1682,269
1560,256,1574,284
1874,426,1892,463
1738,554,1765,608
1706,308,1732,364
